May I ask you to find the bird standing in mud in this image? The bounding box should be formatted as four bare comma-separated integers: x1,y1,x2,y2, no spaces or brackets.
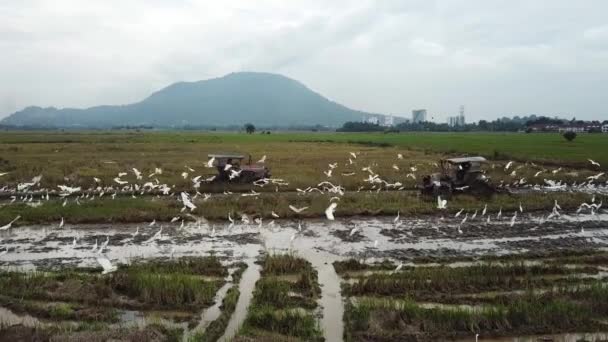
455,209,464,218
510,212,517,227
325,202,337,220
437,196,447,209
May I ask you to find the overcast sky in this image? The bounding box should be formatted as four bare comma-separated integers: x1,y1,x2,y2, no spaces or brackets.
1,0,607,122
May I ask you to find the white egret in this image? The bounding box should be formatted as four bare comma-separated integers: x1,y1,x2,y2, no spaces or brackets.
96,257,117,274
0,215,21,231
289,205,309,213
325,202,338,220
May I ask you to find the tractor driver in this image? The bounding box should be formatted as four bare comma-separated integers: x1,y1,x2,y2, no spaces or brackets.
457,162,471,181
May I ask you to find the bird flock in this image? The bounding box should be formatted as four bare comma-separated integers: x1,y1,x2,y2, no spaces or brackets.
0,153,607,274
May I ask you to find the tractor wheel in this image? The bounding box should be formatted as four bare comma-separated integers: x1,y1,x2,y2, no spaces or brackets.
469,178,495,197
239,171,257,183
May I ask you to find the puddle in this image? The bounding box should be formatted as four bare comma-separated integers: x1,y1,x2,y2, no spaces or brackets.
300,249,345,342
0,307,40,328
218,260,261,342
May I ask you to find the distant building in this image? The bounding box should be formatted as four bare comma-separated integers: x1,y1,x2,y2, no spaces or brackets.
530,122,602,133
447,106,466,127
447,115,465,127
383,115,394,127
412,109,427,123
363,116,380,125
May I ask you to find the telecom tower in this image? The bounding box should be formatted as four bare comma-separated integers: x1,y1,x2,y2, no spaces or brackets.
459,105,465,126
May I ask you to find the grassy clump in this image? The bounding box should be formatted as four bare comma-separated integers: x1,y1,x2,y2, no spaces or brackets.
333,259,396,275
243,306,322,340
262,253,312,275
0,257,227,310
345,296,602,340
110,271,220,308
343,262,598,296
124,256,227,278
190,262,247,342
239,253,323,341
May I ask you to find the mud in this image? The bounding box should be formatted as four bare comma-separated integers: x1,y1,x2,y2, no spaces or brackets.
2,212,608,341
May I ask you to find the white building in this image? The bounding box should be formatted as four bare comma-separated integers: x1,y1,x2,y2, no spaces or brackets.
383,115,394,127
412,109,427,123
365,116,380,125
448,115,465,127
603,124,608,133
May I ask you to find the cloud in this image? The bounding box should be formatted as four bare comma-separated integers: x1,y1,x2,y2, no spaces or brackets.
0,0,607,122
410,38,446,57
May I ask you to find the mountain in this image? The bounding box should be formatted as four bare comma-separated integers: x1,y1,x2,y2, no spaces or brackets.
1,72,385,128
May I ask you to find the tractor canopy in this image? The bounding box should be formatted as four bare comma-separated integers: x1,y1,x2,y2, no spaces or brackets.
441,156,487,174
208,153,249,167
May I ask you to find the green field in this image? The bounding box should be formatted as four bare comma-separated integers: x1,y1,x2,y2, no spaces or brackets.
0,130,606,224
1,131,606,166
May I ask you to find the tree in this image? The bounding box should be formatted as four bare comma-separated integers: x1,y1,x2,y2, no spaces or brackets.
244,123,255,134
563,131,577,142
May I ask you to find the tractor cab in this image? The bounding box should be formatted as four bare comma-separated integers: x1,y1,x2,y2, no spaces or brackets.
207,153,270,183
421,156,494,197
440,156,487,185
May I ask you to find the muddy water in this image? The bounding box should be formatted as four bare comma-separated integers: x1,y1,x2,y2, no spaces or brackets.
2,214,608,340
299,249,345,342
0,307,40,328
218,260,261,342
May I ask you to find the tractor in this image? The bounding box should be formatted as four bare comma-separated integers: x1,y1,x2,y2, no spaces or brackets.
208,153,270,183
420,156,495,197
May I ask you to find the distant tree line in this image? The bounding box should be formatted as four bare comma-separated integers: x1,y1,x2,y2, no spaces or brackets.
337,116,608,133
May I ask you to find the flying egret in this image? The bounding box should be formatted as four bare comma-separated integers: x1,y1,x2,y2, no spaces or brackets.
132,168,142,179
289,205,309,213
271,211,280,218
257,155,267,163
0,216,21,231
59,217,64,228
350,152,357,159
589,159,601,167
181,192,197,211
349,226,359,236
96,256,117,274
393,263,403,273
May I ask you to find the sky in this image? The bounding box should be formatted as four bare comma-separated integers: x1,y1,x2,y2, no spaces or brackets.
1,0,607,122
